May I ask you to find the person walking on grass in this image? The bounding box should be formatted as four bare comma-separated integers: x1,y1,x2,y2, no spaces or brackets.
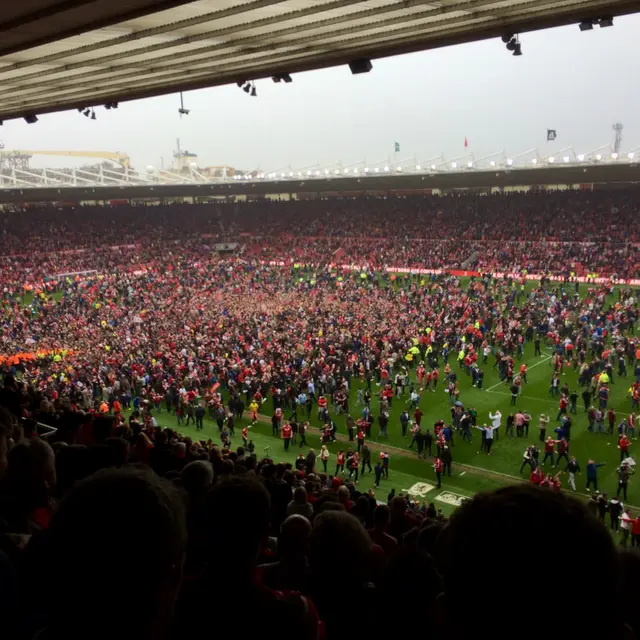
619,433,631,462
335,450,345,476
434,456,443,488
617,460,634,500
374,461,383,488
520,445,535,474
488,409,502,440
538,413,549,441
586,459,606,492
556,437,570,468
542,437,556,467
361,445,373,475
441,445,453,476
565,456,580,491
320,445,330,473
380,452,390,478
620,508,633,547
281,422,292,450
475,423,497,455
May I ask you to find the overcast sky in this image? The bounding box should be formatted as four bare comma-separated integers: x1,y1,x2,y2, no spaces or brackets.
4,13,640,171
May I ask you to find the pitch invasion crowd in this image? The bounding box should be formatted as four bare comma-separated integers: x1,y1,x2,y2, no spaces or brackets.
0,194,638,639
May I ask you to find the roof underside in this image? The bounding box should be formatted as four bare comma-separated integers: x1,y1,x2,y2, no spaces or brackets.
1,0,639,122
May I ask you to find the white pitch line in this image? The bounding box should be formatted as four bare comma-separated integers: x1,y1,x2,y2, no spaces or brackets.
460,471,466,476
485,354,553,392
485,390,559,405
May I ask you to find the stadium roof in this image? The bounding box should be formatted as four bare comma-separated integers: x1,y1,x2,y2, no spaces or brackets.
2,163,640,203
2,0,640,122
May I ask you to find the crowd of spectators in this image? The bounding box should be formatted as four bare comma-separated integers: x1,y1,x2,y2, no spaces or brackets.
0,190,638,639
1,191,638,295
0,407,637,640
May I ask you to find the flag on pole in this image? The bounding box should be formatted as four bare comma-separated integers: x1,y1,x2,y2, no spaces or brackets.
394,141,400,153
547,129,557,141
464,136,468,148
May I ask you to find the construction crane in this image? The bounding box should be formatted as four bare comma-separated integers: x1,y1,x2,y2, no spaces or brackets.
0,147,131,172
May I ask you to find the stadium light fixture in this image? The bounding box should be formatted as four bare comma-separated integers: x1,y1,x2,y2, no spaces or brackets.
451,162,457,169
335,169,340,175
506,158,513,166
467,161,473,168
611,152,618,160
384,166,389,172
563,156,570,163
280,172,286,177
531,158,538,165
490,161,496,167
628,152,635,160
364,167,369,173
344,168,349,174
324,169,329,175
297,172,302,177
430,164,437,170
599,16,613,27
24,114,38,124
577,154,585,162
595,153,602,161
548,156,555,163
348,58,373,74
579,20,594,31
374,168,380,173
415,164,421,170
288,171,294,177
307,170,312,176
513,43,522,56
396,166,402,172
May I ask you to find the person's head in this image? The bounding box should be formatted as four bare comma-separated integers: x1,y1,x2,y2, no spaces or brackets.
194,476,270,571
179,460,214,501
437,486,624,640
1,438,56,515
373,503,390,529
172,442,186,459
279,514,311,559
44,467,185,640
293,486,308,504
308,510,372,585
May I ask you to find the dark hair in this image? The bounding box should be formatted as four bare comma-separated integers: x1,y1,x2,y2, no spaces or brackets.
373,503,390,527
308,511,372,584
440,486,621,640
195,476,270,567
44,467,186,639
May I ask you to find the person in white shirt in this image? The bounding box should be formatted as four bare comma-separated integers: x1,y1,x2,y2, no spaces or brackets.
620,508,633,547
488,410,502,441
